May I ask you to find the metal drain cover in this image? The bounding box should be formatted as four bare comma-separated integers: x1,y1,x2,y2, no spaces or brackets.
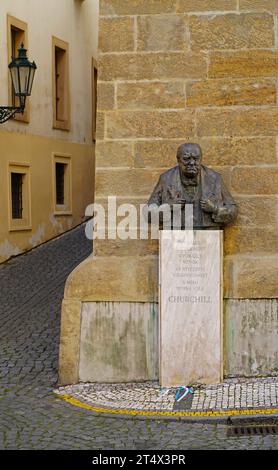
227,425,278,437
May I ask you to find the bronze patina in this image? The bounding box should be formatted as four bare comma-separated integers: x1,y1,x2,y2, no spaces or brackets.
147,142,237,229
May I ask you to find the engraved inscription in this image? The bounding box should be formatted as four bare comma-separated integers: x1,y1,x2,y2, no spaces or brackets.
159,230,222,386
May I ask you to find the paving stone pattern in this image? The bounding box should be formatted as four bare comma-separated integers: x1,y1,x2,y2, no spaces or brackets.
56,378,278,413
0,224,278,449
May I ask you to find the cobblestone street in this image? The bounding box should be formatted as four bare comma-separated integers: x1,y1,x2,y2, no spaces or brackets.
0,224,278,450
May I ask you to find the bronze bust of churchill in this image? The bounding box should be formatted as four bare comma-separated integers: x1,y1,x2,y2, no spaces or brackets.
147,142,237,229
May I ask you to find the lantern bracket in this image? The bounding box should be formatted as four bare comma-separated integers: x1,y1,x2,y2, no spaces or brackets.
0,99,25,124
0,107,20,124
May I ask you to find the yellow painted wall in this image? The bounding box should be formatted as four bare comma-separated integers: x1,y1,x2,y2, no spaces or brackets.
0,129,94,262
0,0,99,143
0,0,99,261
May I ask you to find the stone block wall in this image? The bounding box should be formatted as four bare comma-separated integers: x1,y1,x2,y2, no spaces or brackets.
95,0,278,301
59,0,278,383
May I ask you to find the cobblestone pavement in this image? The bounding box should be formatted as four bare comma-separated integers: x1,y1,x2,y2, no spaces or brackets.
0,224,278,450
56,377,278,414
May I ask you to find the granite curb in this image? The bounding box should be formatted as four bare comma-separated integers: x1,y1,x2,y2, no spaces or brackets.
54,377,278,423
54,394,278,424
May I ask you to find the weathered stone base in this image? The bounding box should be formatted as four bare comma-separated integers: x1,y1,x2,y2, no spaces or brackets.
58,254,278,384
79,301,158,382
224,299,278,377
59,299,159,385
58,254,159,386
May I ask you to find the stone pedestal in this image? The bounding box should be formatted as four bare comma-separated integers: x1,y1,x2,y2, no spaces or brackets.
159,230,223,386
79,301,158,383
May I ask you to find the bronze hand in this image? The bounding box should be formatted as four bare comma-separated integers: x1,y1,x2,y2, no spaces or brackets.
200,198,217,214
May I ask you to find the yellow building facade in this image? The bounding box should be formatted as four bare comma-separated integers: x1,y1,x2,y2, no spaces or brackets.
0,0,99,262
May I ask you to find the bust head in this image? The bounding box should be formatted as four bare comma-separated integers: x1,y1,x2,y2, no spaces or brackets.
177,143,202,179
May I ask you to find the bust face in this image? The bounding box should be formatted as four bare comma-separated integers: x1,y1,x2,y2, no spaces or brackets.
177,144,202,178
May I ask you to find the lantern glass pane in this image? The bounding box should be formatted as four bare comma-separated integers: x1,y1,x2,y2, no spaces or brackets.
27,67,36,95
18,66,30,95
10,66,20,94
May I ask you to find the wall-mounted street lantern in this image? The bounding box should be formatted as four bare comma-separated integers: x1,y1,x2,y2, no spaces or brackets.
0,44,37,124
